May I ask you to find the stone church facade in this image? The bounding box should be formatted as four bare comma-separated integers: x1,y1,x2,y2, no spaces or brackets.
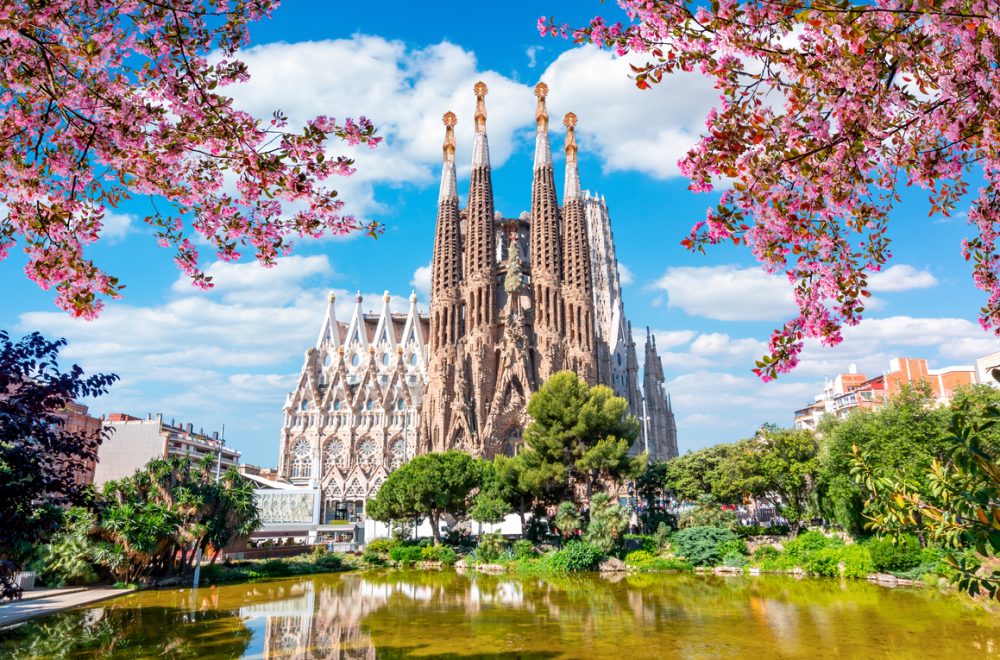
276,83,676,522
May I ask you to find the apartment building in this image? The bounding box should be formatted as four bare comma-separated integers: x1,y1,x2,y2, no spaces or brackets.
94,413,240,485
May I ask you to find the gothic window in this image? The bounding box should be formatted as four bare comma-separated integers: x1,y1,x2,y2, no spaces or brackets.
382,353,390,366
358,438,377,467
410,353,418,365
333,399,341,411
365,399,374,411
390,438,406,468
323,438,345,471
396,399,405,411
324,353,333,367
346,478,365,498
289,438,311,479
299,399,309,411
351,353,360,367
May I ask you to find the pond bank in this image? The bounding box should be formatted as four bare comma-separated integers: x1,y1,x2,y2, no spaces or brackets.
0,587,133,628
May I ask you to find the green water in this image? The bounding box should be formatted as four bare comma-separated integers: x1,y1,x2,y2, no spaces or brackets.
1,571,997,658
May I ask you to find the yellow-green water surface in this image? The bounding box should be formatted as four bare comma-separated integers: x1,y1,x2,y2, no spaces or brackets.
1,571,997,658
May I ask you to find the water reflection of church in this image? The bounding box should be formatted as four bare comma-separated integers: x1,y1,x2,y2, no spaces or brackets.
251,83,677,544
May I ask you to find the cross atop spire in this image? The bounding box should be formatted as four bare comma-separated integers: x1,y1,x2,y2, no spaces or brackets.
563,112,581,201
474,81,488,132
534,82,549,132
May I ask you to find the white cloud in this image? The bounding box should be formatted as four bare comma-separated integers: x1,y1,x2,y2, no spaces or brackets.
170,255,334,305
411,263,432,299
651,264,795,321
618,263,634,286
101,212,135,243
526,46,540,69
18,255,424,463
540,48,719,179
652,329,696,350
868,264,938,292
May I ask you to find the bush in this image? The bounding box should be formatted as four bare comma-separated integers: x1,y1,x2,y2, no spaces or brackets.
805,548,842,577
366,538,400,555
838,545,875,579
258,559,293,577
420,545,458,565
783,531,841,562
721,553,748,568
361,550,386,567
751,545,781,563
543,541,605,572
388,545,423,564
864,534,922,573
512,539,536,560
624,550,657,567
716,539,749,558
652,557,694,571
623,534,658,553
671,526,738,566
476,533,506,563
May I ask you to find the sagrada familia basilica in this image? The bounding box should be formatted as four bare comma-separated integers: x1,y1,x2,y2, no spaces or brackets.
274,83,676,525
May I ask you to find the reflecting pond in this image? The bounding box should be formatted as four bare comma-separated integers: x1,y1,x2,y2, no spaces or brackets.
1,570,997,658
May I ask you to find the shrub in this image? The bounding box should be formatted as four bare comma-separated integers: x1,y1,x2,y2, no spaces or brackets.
309,549,344,571
512,539,536,560
258,559,293,577
366,538,400,555
838,545,875,579
624,550,657,567
584,493,630,554
716,539,749,558
751,545,781,563
361,550,386,567
805,548,842,577
388,545,423,564
783,531,841,563
623,534,657,553
721,553,748,568
864,534,922,573
736,524,791,538
671,526,738,566
476,533,506,563
653,557,694,571
420,545,458,565
543,541,605,572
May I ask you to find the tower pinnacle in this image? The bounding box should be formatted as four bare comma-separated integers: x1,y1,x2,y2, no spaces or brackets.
439,111,458,202
474,81,488,132
533,82,552,169
564,112,581,201
472,81,491,169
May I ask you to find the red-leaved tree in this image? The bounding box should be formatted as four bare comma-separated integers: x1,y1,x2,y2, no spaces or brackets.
0,0,381,318
543,1,1000,380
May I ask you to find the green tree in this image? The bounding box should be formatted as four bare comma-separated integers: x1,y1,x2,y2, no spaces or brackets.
852,401,1000,599
367,450,482,545
95,456,259,582
584,493,630,554
522,371,644,502
553,501,583,542
0,331,117,562
816,384,949,533
635,461,674,531
664,443,734,502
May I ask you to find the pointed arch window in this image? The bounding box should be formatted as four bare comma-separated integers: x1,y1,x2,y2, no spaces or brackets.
289,438,312,479
324,438,345,472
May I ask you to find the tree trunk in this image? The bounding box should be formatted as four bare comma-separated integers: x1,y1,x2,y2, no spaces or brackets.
430,512,441,545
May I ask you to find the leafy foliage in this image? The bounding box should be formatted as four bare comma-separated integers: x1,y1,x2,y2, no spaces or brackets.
522,372,644,502
551,1,1000,377
367,450,483,544
671,526,737,567
851,398,1000,598
0,331,117,562
584,493,629,554
475,533,506,564
0,1,382,317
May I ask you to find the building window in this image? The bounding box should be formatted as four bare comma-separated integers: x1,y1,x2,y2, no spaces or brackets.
410,353,418,365
365,399,374,411
396,399,405,411
324,438,345,471
300,399,309,411
289,438,311,479
358,438,377,466
352,353,360,367
382,353,390,366
333,399,342,411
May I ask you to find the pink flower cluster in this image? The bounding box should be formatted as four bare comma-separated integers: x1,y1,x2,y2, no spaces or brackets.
0,0,381,318
548,1,1000,380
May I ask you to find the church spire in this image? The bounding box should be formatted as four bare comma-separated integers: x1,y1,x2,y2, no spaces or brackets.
465,81,497,313
439,111,457,202
533,81,552,169
430,111,463,351
563,112,581,201
529,82,562,286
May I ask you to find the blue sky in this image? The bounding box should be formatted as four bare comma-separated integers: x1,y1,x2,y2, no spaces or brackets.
2,1,998,467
